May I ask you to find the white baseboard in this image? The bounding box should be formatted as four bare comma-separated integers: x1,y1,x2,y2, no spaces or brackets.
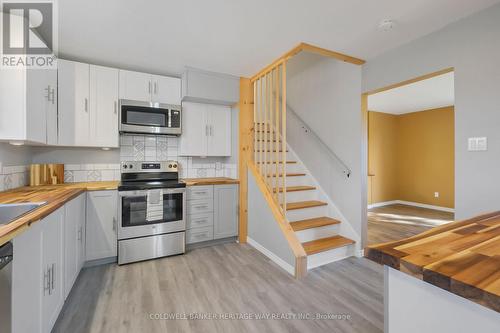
368,200,454,213
247,237,294,276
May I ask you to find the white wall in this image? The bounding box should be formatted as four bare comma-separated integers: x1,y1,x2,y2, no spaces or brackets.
286,53,363,242
386,267,500,333
248,170,295,272
363,3,500,220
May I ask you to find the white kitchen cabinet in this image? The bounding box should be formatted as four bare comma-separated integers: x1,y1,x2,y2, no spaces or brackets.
119,70,181,105
182,67,239,105
12,207,65,333
86,190,118,261
58,59,91,146
63,193,86,300
213,185,239,239
186,184,238,244
179,102,232,157
0,67,57,144
12,221,43,333
59,60,119,148
152,74,182,104
119,70,152,102
41,207,65,333
90,65,119,147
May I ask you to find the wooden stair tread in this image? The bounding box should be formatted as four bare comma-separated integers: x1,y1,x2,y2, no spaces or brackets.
290,217,341,231
267,173,306,177
273,186,316,193
257,161,297,164
286,200,327,211
302,236,355,255
255,150,288,152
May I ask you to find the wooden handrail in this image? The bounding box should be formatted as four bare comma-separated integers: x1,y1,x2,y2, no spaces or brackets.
251,42,365,82
248,161,307,278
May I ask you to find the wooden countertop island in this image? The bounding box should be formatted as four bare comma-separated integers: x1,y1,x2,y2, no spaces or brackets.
366,211,500,313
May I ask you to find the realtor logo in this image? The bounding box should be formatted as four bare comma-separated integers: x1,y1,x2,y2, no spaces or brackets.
1,0,56,68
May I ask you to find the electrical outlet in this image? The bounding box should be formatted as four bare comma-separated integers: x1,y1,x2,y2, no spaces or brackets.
468,137,487,151
434,192,439,198
215,162,222,170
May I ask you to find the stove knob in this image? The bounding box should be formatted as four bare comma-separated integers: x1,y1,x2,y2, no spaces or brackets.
173,164,178,168
129,164,133,169
169,164,173,168
123,165,128,169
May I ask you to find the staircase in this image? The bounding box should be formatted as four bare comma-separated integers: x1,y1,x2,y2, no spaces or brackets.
254,126,356,270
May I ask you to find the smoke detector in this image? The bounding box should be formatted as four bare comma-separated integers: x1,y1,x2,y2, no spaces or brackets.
378,19,396,31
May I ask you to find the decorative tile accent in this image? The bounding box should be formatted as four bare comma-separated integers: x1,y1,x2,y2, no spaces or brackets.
87,170,102,182
0,165,29,191
64,171,74,183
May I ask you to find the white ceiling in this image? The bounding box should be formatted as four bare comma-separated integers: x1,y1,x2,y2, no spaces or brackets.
57,0,500,77
368,72,455,114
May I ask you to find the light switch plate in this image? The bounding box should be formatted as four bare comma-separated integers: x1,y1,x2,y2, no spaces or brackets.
468,137,487,151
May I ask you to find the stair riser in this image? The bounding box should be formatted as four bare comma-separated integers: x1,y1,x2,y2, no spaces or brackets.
270,177,309,187
286,205,328,222
256,163,301,174
282,190,319,203
295,224,340,243
307,243,355,270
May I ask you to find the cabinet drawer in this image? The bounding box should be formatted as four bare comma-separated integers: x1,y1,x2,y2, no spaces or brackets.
187,186,213,200
187,198,213,215
186,226,213,244
187,213,213,229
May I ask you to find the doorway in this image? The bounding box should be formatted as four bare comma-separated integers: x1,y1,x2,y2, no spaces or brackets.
363,69,456,245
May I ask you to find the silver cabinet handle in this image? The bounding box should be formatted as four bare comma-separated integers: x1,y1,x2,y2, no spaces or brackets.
193,191,207,195
148,80,152,94
154,81,158,94
45,85,50,101
43,267,50,295
205,125,209,136
47,265,52,295
77,227,82,241
114,101,118,114
195,205,209,210
51,263,55,291
112,217,117,231
84,98,88,112
210,125,213,136
50,86,55,104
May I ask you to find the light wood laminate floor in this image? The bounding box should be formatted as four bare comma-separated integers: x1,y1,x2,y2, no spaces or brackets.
368,204,454,245
53,243,383,333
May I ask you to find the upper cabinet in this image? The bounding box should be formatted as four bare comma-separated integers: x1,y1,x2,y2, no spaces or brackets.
58,60,119,148
119,70,181,105
182,67,239,105
179,102,231,157
0,67,57,145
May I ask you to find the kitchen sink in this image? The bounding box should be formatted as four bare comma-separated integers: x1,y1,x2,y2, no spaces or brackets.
0,202,47,226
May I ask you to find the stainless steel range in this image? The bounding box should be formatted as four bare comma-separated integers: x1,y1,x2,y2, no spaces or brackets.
118,161,186,265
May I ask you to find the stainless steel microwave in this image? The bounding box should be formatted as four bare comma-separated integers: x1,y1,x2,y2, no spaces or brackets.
119,99,182,135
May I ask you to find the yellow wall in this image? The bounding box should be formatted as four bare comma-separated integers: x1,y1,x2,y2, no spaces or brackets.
368,106,455,208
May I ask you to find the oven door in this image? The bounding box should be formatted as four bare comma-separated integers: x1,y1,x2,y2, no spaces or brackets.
118,188,186,240
119,99,181,135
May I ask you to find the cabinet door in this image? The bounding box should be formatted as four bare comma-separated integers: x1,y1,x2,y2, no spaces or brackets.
178,102,208,156
58,60,90,146
12,221,43,333
45,69,58,145
86,190,118,261
119,70,152,102
90,65,119,147
41,207,65,333
213,185,239,239
207,104,231,156
152,75,181,105
64,193,86,300
25,68,48,144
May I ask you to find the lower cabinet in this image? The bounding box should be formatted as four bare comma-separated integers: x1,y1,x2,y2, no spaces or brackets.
64,193,86,300
186,184,238,244
12,207,65,333
85,190,118,261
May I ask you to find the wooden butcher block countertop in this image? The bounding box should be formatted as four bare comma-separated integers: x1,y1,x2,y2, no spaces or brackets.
0,181,119,246
365,211,500,313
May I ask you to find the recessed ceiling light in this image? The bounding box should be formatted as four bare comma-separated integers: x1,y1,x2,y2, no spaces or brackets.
378,19,396,32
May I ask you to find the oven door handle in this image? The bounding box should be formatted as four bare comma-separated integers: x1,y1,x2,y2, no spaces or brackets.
119,188,186,197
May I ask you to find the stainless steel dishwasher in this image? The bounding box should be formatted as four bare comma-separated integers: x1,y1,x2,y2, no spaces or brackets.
0,241,13,333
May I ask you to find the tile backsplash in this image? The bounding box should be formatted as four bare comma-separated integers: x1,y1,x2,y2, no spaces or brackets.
64,164,121,183
119,134,237,179
0,165,29,191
